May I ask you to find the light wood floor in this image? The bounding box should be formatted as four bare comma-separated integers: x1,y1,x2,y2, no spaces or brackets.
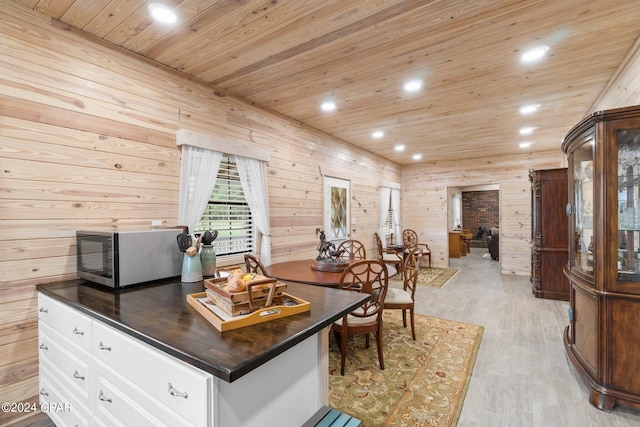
412,248,640,426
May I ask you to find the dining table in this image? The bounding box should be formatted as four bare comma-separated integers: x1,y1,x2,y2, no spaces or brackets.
264,259,397,288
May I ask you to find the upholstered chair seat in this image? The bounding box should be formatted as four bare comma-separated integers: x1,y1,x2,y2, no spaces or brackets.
384,288,413,305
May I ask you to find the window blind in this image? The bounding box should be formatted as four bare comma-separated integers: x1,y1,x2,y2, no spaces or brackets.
195,156,254,257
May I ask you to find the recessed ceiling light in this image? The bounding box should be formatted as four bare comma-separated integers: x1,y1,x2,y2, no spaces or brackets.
148,3,177,24
520,104,540,115
519,142,533,148
519,126,536,135
372,130,384,139
521,45,549,63
394,144,405,152
404,79,423,93
321,100,336,112
412,154,423,160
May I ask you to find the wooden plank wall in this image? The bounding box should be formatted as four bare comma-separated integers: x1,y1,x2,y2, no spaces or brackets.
0,2,402,424
592,36,640,110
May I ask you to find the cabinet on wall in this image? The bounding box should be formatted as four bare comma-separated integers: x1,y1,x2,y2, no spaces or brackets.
529,168,569,301
562,105,640,411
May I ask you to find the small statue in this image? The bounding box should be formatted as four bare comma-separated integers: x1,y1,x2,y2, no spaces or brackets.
313,230,349,272
316,231,337,261
329,248,346,259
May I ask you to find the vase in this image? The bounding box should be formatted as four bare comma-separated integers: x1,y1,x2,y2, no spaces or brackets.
200,245,217,277
181,253,203,283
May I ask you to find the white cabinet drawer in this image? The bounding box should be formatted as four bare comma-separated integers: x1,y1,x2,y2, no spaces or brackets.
93,360,198,427
38,293,92,353
39,362,91,427
39,321,91,399
92,321,210,426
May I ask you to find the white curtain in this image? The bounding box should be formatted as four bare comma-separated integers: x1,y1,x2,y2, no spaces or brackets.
177,145,223,233
235,155,272,266
379,187,391,247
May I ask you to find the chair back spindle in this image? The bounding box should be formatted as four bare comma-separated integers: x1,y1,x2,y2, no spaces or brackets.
336,239,366,262
244,254,269,276
402,229,432,268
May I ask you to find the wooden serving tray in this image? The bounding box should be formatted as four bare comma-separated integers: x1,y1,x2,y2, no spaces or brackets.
206,289,285,316
186,292,311,332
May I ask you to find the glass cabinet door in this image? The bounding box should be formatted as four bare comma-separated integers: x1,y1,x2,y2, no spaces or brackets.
617,127,640,281
573,141,594,278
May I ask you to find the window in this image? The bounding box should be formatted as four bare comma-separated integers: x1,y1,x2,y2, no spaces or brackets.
383,191,395,233
379,186,400,245
194,156,254,258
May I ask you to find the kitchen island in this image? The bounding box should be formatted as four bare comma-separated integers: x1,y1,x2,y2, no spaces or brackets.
37,278,368,427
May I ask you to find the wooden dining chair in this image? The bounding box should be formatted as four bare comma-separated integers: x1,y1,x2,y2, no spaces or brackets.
244,254,269,276
331,259,389,375
383,250,420,340
402,229,432,268
374,232,403,279
336,239,366,262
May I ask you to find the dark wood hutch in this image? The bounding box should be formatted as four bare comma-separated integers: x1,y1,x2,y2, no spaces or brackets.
529,168,569,301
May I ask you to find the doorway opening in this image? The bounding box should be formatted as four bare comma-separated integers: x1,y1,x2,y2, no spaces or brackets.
447,184,500,267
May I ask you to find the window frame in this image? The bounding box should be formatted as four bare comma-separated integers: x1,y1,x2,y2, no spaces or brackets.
383,191,396,234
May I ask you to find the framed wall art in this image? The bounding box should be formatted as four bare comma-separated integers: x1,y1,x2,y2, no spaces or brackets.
323,176,350,242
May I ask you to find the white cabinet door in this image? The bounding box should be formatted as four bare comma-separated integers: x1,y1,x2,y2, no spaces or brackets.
38,293,93,424
93,360,195,427
39,321,91,400
92,321,211,426
38,293,92,353
39,363,91,427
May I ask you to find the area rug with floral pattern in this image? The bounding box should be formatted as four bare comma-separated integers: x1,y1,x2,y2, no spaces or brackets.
392,267,459,288
329,311,483,426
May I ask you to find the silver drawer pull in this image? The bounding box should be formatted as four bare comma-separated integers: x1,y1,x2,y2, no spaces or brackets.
98,342,111,351
98,390,112,403
40,387,49,397
72,327,84,335
168,382,188,399
39,307,48,313
39,343,48,351
73,370,85,380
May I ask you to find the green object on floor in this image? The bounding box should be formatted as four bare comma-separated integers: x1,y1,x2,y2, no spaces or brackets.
302,406,362,427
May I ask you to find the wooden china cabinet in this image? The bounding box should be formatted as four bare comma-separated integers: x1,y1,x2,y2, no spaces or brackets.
529,168,569,301
562,105,640,411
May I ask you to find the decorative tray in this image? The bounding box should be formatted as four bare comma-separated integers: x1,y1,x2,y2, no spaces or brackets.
186,291,311,332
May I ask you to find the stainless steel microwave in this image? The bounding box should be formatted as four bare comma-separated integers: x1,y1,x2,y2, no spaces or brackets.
76,229,183,288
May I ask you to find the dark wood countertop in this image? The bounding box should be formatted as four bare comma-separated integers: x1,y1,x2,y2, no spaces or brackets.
37,278,368,383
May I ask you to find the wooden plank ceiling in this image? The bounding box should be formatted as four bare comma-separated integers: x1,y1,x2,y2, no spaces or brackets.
12,0,640,164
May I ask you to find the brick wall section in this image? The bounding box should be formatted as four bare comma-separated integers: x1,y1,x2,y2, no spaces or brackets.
462,191,499,247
